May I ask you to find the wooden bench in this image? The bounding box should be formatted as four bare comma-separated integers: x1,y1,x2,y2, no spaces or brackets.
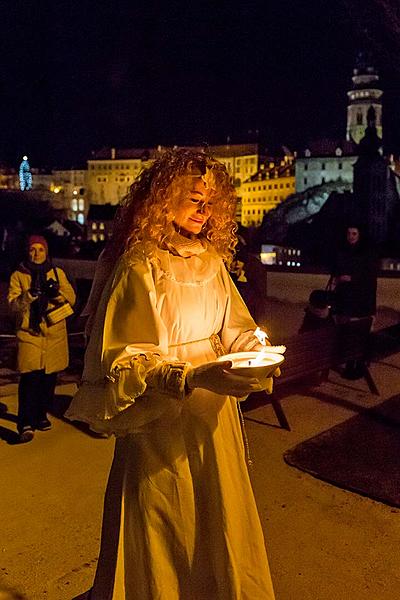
245,316,379,431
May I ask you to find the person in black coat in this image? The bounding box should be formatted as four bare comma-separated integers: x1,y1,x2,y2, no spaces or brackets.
331,224,378,378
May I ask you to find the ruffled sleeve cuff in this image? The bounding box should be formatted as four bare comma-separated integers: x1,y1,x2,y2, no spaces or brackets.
145,361,193,401
65,353,193,437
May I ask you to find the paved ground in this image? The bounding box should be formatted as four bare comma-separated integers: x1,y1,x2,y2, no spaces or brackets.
1,293,400,599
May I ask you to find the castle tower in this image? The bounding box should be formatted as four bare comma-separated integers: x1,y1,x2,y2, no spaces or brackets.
346,51,383,144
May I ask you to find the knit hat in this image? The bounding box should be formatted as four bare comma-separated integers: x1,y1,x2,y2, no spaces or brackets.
27,235,49,256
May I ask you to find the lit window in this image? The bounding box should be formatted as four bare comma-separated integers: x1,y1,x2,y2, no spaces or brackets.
92,233,98,242
99,233,105,241
99,222,105,230
92,223,97,230
77,213,85,225
71,198,78,211
78,198,84,211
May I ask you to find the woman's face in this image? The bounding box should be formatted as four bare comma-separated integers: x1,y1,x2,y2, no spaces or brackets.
347,227,360,245
29,243,47,264
173,177,213,236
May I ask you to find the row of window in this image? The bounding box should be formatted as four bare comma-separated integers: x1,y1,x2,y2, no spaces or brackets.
91,222,105,230
303,163,343,171
303,177,328,185
91,163,140,170
350,90,375,100
235,157,257,164
242,196,282,203
243,209,268,215
91,233,106,242
244,182,293,191
96,176,133,183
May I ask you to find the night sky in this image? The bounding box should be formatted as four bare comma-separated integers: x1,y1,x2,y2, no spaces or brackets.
1,0,400,168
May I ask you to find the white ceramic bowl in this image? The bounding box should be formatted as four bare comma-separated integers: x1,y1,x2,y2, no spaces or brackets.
217,351,285,382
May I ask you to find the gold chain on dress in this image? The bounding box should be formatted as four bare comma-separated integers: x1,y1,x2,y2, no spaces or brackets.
237,402,253,467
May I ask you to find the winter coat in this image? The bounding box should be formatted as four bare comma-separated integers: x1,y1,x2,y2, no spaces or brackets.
7,266,76,373
331,244,377,318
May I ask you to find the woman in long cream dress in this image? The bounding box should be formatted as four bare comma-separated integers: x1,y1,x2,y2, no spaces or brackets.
67,149,277,599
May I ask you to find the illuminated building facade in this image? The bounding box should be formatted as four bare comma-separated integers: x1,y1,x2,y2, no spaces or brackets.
0,165,18,189
204,144,259,186
86,144,260,206
346,51,382,145
239,155,295,226
87,147,155,205
52,169,88,224
295,139,356,194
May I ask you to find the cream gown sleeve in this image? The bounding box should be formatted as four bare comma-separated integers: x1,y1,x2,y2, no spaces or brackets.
65,255,192,435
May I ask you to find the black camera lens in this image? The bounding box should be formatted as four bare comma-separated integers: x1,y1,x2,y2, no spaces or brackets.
45,279,59,298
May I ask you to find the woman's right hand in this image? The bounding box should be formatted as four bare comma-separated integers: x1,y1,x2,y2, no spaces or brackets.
186,361,263,397
27,290,39,302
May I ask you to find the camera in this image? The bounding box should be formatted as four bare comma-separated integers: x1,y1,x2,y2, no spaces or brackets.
44,279,60,299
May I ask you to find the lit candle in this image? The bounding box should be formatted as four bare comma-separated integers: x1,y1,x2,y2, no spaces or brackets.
232,355,277,369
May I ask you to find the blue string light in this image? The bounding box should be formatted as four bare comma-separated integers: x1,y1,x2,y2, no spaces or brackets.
19,155,33,191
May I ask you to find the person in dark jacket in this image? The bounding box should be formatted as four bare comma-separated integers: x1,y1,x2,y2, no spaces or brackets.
331,224,378,378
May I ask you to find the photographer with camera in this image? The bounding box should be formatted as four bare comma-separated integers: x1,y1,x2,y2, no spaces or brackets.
7,235,76,443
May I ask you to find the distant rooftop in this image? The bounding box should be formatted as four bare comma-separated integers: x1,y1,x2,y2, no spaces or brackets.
90,143,260,161
90,147,158,160
299,139,357,158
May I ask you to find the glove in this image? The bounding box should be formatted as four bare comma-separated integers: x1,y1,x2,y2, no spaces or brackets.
28,288,41,301
186,360,263,397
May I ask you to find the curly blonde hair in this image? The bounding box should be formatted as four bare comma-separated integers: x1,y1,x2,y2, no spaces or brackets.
109,148,238,264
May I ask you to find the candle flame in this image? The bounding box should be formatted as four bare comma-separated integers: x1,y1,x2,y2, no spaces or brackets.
254,326,268,346
253,352,266,366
